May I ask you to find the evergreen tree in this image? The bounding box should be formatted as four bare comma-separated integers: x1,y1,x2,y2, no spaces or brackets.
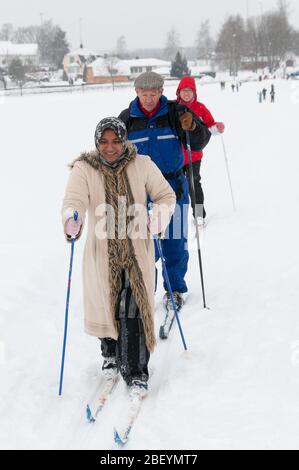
37,20,69,67
8,57,25,84
48,26,70,68
170,51,190,78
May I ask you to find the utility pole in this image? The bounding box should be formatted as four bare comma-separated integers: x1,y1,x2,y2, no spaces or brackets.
259,1,264,16
246,0,250,20
232,33,237,78
79,18,83,48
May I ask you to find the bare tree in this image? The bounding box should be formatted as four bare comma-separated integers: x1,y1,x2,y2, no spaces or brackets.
105,56,119,91
116,35,128,59
195,20,214,63
215,15,245,75
0,23,14,41
164,27,181,61
12,26,39,43
245,17,260,72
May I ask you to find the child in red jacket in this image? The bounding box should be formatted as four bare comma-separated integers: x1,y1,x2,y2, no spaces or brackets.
176,76,225,226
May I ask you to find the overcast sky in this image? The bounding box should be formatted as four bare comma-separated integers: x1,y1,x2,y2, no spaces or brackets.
1,0,299,51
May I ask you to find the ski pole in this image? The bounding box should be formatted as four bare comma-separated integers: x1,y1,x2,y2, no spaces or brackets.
58,211,78,396
154,236,187,351
220,134,236,212
185,130,208,309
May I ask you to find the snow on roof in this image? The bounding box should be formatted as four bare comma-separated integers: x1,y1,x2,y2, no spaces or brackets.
66,48,101,58
121,58,170,67
154,66,171,76
89,57,171,77
89,57,129,76
0,41,38,56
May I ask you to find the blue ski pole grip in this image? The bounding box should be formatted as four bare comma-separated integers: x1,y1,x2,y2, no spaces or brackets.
73,211,78,221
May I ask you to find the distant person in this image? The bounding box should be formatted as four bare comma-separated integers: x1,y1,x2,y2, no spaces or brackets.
176,76,225,227
258,91,263,103
2,76,7,90
231,83,235,92
262,88,267,100
270,87,275,103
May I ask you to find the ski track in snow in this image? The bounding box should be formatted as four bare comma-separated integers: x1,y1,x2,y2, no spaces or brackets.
1,79,299,449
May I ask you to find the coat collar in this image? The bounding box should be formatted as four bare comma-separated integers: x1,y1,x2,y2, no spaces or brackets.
130,95,168,119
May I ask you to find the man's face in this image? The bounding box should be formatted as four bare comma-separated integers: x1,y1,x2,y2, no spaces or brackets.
136,88,163,112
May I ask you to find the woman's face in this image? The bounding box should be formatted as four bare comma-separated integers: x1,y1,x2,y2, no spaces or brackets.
98,129,124,162
179,88,194,102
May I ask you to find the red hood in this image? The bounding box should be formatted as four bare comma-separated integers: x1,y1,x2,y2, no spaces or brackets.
176,76,197,100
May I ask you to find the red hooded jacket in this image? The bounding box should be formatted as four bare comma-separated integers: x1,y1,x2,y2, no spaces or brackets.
177,76,215,164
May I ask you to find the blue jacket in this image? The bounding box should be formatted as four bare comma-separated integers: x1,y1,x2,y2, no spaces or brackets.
119,96,211,175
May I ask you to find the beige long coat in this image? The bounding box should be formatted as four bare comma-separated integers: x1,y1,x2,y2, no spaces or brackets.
62,146,176,350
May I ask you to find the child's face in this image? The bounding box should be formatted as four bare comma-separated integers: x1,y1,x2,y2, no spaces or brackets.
180,88,194,102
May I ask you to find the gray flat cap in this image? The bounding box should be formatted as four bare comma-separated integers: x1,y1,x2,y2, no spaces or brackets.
134,71,164,89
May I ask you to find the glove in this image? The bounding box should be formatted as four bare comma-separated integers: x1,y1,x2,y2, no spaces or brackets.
209,122,225,135
148,215,162,236
215,122,225,133
148,213,165,239
65,217,82,239
179,111,195,131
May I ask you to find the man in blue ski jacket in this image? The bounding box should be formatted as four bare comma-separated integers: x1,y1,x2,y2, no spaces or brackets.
119,71,211,311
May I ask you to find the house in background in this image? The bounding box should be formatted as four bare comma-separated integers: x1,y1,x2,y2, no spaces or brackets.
63,46,102,79
0,41,39,68
122,58,171,78
85,57,171,84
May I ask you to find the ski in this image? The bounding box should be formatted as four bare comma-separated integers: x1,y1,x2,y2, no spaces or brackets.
159,309,176,339
113,393,145,446
159,302,183,339
86,375,119,423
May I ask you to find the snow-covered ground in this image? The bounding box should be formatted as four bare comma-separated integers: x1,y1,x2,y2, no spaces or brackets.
0,78,299,450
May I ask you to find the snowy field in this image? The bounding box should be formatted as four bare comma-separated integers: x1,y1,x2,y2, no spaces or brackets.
0,78,299,450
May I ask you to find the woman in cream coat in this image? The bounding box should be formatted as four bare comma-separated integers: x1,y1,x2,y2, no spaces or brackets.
62,117,176,396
